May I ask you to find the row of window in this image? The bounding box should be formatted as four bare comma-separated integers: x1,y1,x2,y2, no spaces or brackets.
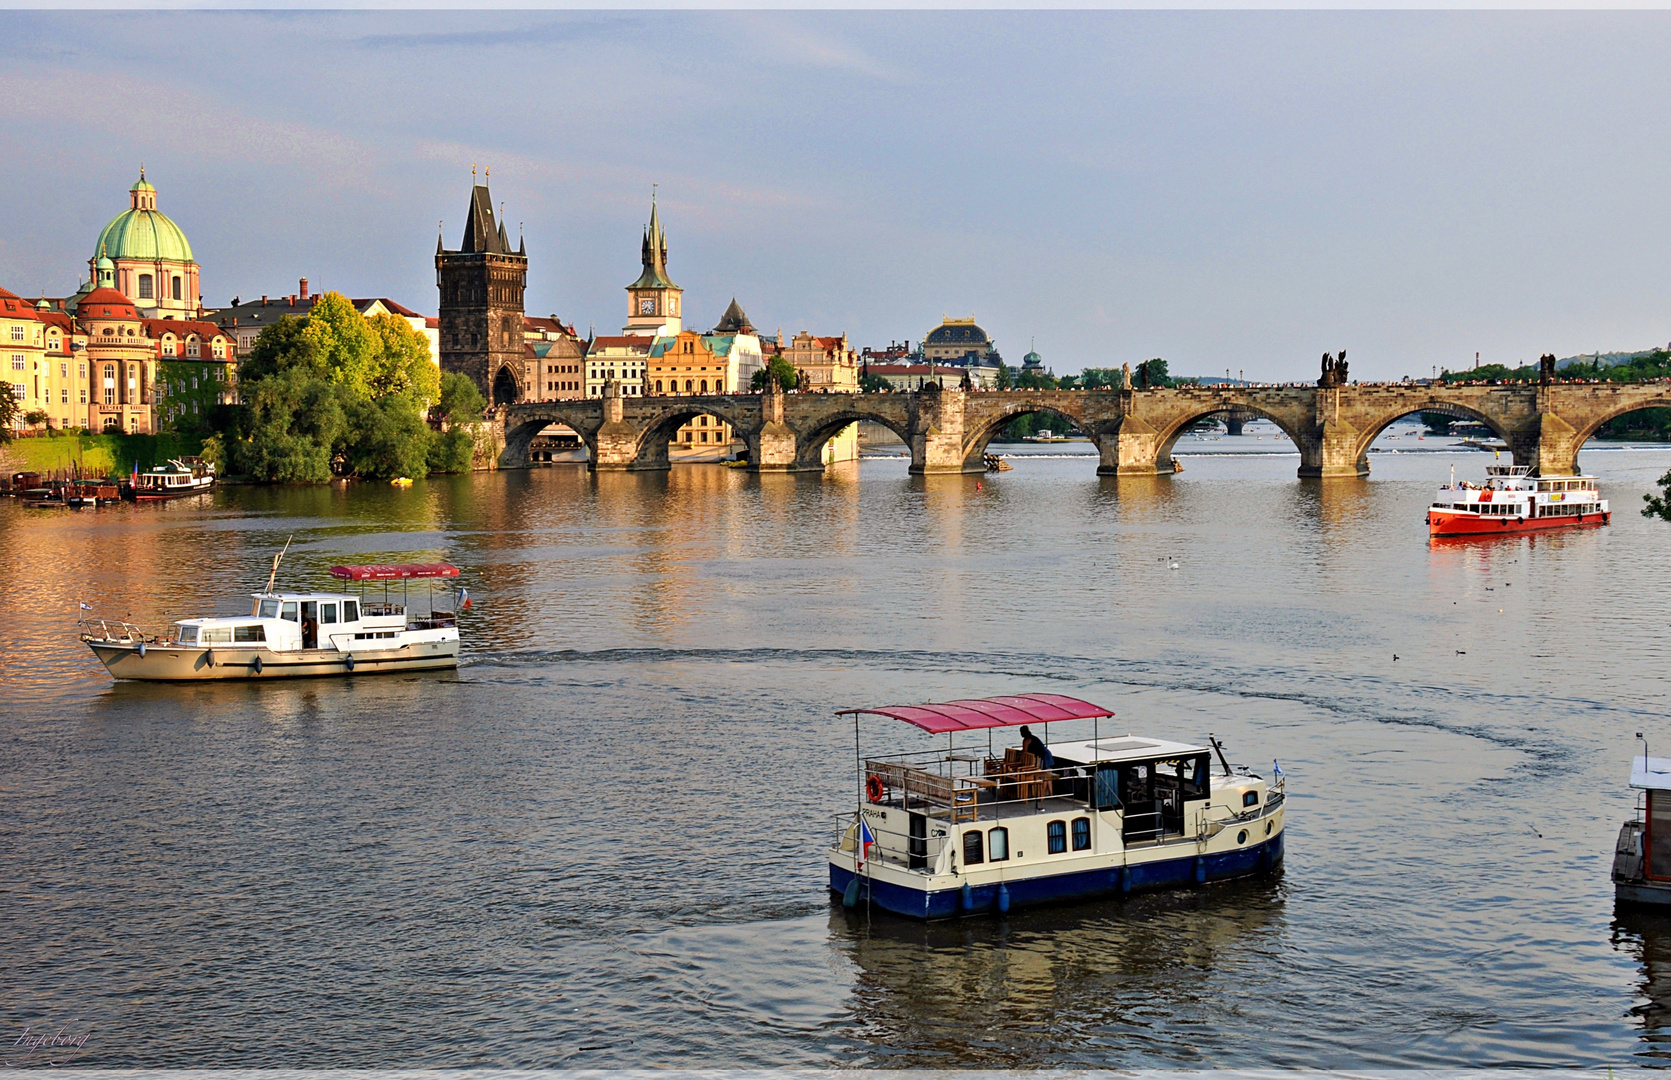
963,818,1093,865
136,274,185,302
254,599,360,624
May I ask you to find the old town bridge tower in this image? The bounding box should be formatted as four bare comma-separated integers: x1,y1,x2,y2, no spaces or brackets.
436,180,527,405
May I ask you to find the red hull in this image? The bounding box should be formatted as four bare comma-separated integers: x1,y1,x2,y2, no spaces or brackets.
1428,509,1609,537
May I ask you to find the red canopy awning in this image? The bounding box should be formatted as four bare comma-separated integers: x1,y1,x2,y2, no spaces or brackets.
329,563,460,581
838,693,1115,735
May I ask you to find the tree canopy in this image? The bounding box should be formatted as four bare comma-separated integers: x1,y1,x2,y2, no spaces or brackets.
204,291,473,482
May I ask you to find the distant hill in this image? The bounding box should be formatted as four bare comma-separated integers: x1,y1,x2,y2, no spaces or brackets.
1557,346,1671,370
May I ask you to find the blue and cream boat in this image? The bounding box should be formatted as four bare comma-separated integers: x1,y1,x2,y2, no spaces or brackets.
829,693,1286,920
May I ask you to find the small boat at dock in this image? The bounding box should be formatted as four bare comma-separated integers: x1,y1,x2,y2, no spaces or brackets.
81,560,464,681
830,693,1286,919
125,457,215,501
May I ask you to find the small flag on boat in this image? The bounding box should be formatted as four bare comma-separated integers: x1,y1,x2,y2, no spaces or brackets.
858,817,876,869
459,587,472,610
1273,759,1284,778
79,601,93,610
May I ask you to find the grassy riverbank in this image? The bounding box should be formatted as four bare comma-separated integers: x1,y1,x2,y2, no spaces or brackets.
0,432,204,479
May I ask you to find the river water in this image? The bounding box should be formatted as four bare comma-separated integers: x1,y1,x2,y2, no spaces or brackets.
5,425,1671,1067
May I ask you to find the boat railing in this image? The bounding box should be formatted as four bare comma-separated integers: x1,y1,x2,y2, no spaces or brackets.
832,811,950,872
407,612,457,630
360,603,405,618
79,619,154,644
862,753,1076,824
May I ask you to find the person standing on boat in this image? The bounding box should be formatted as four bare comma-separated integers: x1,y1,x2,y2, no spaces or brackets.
1019,725,1055,769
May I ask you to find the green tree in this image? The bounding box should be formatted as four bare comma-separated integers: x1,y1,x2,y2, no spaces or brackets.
225,365,348,483
1645,470,1671,521
0,388,17,441
426,371,488,475
300,292,382,393
1136,358,1170,388
366,313,441,404
343,392,432,480
1080,367,1121,389
434,370,486,422
23,408,49,427
751,354,799,392
859,370,892,393
994,361,1013,390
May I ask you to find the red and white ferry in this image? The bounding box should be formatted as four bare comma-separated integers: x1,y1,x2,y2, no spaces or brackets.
1427,464,1609,537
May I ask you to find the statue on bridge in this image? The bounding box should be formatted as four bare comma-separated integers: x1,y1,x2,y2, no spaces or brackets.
1317,350,1349,388
1122,362,1132,391
1539,353,1557,385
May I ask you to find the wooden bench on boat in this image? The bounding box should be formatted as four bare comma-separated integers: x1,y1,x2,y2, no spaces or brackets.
866,760,987,823
985,750,1054,802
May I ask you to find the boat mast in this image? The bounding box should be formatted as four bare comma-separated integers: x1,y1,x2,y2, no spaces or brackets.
265,535,293,595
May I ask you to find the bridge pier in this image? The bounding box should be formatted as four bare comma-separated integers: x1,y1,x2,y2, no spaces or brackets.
750,384,797,472
909,385,976,474
1511,410,1581,476
592,380,642,471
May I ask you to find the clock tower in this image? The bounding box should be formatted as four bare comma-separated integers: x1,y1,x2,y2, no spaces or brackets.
623,194,682,337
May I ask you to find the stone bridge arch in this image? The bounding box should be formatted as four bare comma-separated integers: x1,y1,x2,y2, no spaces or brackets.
628,398,761,471
499,405,602,468
1561,391,1671,474
790,408,911,472
959,398,1095,471
1350,399,1515,472
1150,398,1310,475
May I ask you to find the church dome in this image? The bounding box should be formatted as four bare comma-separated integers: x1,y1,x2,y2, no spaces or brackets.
924,318,990,346
93,170,195,265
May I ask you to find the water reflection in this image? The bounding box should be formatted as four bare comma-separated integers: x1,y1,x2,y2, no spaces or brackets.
828,876,1286,1065
1615,908,1671,1060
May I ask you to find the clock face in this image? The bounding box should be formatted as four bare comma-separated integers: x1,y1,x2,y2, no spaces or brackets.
639,297,656,315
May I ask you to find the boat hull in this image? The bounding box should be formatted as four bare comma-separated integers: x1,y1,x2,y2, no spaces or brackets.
1427,508,1609,537
86,638,458,681
1616,880,1671,907
830,830,1284,920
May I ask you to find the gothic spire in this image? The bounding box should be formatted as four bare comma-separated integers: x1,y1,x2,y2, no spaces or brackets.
460,183,504,254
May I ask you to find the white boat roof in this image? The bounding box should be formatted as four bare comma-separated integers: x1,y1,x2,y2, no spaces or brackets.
251,592,365,603
1047,734,1208,765
1631,756,1671,791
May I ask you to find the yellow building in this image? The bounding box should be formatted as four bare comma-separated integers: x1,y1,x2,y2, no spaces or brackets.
783,330,860,463
2,286,49,432
649,330,737,452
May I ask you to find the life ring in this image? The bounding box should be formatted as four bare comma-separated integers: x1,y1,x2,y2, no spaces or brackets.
866,774,886,803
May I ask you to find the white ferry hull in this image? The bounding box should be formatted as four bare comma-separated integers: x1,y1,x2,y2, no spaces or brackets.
831,806,1285,920
86,638,458,681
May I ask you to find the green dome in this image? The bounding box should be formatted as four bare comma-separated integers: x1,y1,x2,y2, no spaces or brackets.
94,206,194,264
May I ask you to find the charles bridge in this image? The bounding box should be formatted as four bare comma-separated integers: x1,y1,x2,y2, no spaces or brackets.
490,378,1671,478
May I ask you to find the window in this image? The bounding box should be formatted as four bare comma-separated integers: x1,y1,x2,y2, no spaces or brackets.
172,276,182,301
343,601,358,622
186,340,200,358
60,389,68,403
202,627,233,644
11,383,24,399
685,380,692,392
177,626,198,644
9,326,22,341
320,603,337,624
59,362,67,377
700,380,709,393
234,625,267,643
1243,791,1260,808
79,389,87,404
962,830,984,866
258,600,280,618
1072,817,1091,850
9,355,20,370
1047,820,1067,854
138,274,154,299
281,602,298,622
988,827,1009,861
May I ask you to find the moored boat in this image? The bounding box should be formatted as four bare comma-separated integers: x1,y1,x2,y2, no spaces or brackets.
1615,747,1671,907
81,561,464,681
829,693,1285,919
125,457,215,501
1427,464,1608,537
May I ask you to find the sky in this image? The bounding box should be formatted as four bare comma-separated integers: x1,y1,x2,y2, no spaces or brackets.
1,11,1669,382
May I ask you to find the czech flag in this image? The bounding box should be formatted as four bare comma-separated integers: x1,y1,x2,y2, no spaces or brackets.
858,817,876,870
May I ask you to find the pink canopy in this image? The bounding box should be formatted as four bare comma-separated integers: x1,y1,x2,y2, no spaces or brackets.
838,693,1115,735
329,563,460,581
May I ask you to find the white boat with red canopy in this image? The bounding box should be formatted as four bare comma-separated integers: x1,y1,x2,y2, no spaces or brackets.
81,561,464,681
830,693,1286,919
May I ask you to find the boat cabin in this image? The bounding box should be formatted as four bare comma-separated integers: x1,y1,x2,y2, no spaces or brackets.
845,694,1269,876
1624,756,1671,885
171,591,413,652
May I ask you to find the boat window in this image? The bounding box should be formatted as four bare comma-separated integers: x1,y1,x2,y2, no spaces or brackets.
320,603,338,624
988,827,1009,862
343,600,359,623
177,625,198,644
258,599,279,619
1243,791,1260,808
963,830,984,866
281,602,298,622
1047,820,1067,854
202,627,232,643
1072,817,1091,850
234,625,266,643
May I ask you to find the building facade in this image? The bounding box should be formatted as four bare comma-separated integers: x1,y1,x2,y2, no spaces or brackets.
437,181,528,405
585,336,650,399
524,316,586,401
784,331,857,392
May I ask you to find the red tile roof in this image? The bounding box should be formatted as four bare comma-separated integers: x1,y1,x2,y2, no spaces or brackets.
78,288,139,318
